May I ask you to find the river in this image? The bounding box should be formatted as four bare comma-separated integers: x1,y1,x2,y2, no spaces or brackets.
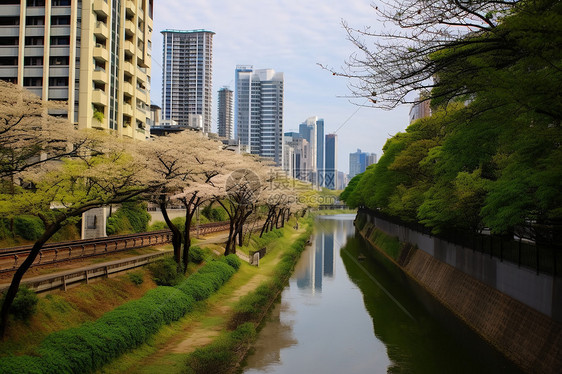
241,214,522,374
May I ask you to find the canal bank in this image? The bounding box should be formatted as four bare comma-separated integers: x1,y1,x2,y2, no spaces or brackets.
355,210,562,374
242,214,520,373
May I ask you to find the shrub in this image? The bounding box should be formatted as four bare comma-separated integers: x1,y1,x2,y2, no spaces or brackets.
148,257,183,286
14,216,44,241
127,271,144,285
148,221,167,231
7,286,39,321
106,202,151,235
188,246,204,264
223,254,241,270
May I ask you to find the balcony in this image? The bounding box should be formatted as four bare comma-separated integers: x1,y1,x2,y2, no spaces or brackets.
122,82,134,97
92,89,107,105
124,40,135,55
2,28,19,37
93,0,109,17
49,46,70,57
24,67,43,76
125,0,135,16
0,5,20,17
93,44,109,62
125,20,135,35
123,61,134,75
49,66,69,77
121,124,133,138
48,87,68,100
92,68,107,84
122,103,133,117
94,21,108,39
51,6,71,16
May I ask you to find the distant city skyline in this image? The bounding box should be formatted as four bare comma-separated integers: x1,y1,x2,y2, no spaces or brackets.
151,1,411,173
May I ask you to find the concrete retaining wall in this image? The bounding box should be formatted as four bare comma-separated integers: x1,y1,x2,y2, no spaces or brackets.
359,212,562,374
365,213,561,321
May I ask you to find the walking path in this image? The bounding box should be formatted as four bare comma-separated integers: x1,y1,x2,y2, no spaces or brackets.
102,228,305,374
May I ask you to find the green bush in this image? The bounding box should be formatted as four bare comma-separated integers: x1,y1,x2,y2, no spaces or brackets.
106,202,151,235
2,286,39,321
148,221,167,231
14,216,44,241
127,271,144,285
148,257,183,286
201,206,228,222
188,246,204,264
223,254,241,270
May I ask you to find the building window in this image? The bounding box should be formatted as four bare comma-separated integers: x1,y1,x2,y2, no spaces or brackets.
27,0,46,6
0,17,19,26
50,36,70,45
50,56,69,65
52,0,71,6
0,36,19,45
25,36,44,45
23,77,42,86
51,16,70,25
0,57,18,66
26,16,45,25
24,56,43,66
49,77,68,86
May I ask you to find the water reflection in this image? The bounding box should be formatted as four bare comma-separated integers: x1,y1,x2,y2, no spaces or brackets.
295,215,354,293
242,214,521,374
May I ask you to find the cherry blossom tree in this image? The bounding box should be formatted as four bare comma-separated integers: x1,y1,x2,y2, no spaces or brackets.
0,129,155,338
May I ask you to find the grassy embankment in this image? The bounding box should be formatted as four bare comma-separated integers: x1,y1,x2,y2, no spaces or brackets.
355,212,402,261
101,216,313,374
0,252,241,373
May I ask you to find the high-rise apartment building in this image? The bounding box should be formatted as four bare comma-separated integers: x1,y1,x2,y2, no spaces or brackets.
161,29,214,133
298,116,325,186
349,148,376,179
0,0,153,140
325,133,337,190
217,86,233,139
235,66,283,165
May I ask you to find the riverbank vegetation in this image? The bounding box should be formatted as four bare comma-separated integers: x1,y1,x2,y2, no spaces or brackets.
0,253,241,373
340,1,562,246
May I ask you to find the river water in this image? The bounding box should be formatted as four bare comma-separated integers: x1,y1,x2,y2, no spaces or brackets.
242,214,522,374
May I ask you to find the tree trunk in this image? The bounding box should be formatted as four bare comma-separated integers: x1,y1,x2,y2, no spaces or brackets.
260,207,275,237
181,195,199,271
159,195,182,265
0,222,61,339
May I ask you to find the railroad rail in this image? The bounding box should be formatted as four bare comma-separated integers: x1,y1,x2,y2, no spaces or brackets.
0,221,232,273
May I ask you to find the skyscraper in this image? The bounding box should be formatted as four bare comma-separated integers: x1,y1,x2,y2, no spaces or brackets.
217,86,233,139
161,29,214,133
298,116,325,186
235,66,284,165
325,134,337,190
349,149,370,179
0,0,153,140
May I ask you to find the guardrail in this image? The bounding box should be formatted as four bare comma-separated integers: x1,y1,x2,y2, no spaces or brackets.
0,250,173,294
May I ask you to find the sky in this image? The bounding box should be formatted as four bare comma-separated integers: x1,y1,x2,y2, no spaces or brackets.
151,0,411,174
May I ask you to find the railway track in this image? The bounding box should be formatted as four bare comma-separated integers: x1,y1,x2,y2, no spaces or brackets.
0,221,232,273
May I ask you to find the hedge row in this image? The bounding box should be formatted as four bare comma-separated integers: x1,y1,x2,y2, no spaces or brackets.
0,255,241,374
185,222,313,373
